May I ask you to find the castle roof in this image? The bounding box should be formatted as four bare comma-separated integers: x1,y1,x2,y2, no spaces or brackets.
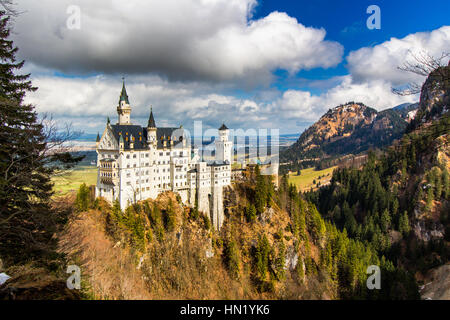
119,80,129,104
109,124,188,150
148,107,156,128
156,127,185,149
111,124,146,150
96,132,100,142
219,123,228,131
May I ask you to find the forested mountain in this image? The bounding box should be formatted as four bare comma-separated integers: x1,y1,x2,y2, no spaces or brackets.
281,102,419,163
7,167,413,299
305,63,450,298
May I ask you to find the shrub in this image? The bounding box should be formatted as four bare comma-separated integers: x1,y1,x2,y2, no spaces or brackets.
75,183,90,212
223,238,240,279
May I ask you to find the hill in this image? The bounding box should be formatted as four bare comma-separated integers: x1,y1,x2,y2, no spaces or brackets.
5,168,413,300
281,102,418,164
305,63,450,298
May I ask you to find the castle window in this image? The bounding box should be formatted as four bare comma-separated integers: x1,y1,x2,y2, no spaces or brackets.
126,155,130,159
133,154,136,158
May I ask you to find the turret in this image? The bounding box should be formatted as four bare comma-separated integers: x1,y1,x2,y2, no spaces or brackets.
130,134,134,149
147,106,157,147
96,132,100,147
119,134,124,151
117,79,132,125
216,123,232,164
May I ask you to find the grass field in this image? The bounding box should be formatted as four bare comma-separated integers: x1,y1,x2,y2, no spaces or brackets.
288,166,336,192
52,165,97,196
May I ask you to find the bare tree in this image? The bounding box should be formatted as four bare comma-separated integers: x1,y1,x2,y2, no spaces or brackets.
392,51,449,96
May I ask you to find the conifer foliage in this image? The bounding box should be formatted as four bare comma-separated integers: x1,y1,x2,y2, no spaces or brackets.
0,12,81,264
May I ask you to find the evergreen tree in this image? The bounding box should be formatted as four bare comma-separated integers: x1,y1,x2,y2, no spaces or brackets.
75,183,90,212
426,186,434,211
443,168,449,199
0,12,82,264
245,204,257,222
399,211,411,237
380,209,391,232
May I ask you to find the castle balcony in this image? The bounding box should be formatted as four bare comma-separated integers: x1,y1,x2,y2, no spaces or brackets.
100,177,115,185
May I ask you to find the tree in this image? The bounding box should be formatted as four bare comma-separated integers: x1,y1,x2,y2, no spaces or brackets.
224,237,240,279
0,12,82,264
75,183,90,212
399,211,411,237
245,204,256,223
426,186,434,211
443,168,449,199
392,51,449,96
380,209,391,232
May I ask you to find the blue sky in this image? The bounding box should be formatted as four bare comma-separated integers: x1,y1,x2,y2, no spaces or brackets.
13,0,450,134
254,0,450,91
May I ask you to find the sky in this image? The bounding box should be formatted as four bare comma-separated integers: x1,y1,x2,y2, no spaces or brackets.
11,0,450,135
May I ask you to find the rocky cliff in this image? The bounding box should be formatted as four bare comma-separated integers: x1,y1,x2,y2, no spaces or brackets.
281,102,417,163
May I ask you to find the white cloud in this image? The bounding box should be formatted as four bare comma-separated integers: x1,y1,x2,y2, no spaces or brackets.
25,74,417,135
25,74,274,133
14,0,343,84
272,76,418,123
347,26,450,85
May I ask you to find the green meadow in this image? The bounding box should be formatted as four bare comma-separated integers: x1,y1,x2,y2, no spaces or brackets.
52,165,97,196
288,166,336,192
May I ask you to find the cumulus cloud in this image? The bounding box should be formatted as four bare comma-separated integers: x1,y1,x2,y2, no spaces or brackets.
13,0,343,84
25,74,275,133
26,73,417,135
347,26,450,85
272,76,418,123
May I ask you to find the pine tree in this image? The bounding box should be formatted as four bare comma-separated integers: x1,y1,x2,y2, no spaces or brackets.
426,186,434,211
245,204,256,222
443,168,449,199
75,183,90,212
399,211,411,237
380,209,391,232
0,12,81,264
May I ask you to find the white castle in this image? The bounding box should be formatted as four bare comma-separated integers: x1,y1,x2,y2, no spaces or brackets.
95,81,232,230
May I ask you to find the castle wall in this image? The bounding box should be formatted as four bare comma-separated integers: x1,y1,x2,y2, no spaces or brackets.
210,186,224,230
95,94,232,231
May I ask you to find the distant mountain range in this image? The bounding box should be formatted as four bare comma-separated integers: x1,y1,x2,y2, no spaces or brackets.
280,101,419,163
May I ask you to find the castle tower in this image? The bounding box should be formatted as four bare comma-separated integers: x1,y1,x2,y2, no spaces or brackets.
117,79,132,125
215,123,232,164
147,107,157,147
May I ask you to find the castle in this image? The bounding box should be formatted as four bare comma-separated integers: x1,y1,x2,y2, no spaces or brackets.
95,81,232,230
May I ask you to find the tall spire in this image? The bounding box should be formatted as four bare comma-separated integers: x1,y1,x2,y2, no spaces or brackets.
119,77,129,104
96,132,100,142
147,106,156,128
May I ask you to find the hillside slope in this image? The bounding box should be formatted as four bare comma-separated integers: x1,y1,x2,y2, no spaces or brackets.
306,63,450,299
53,167,418,300
281,102,417,163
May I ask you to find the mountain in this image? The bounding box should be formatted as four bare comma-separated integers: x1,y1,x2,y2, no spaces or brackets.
306,63,450,299
281,102,418,163
393,102,420,123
